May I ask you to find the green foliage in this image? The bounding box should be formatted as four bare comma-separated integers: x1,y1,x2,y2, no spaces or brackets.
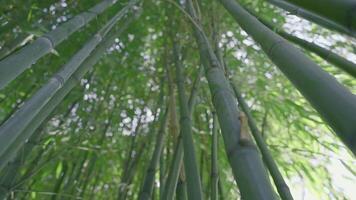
0,0,355,199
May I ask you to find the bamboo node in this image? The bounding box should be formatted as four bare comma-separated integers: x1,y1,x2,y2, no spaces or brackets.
179,116,191,124
39,36,55,51
52,74,65,87
95,34,103,41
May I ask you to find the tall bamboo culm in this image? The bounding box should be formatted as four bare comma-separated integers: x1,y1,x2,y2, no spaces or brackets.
174,42,204,200
210,113,219,200
231,83,294,200
218,0,356,155
0,0,119,89
161,65,203,200
138,107,169,200
185,0,277,199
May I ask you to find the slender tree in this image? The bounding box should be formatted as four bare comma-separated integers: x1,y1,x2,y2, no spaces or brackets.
210,112,219,200
161,63,203,200
174,41,204,200
138,106,168,199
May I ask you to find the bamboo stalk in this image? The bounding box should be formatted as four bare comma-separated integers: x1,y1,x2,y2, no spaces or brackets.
0,0,118,89
0,33,34,60
138,107,169,200
231,83,294,200
218,0,356,155
174,41,204,200
161,137,184,200
210,112,219,200
0,4,139,160
185,0,277,199
161,64,203,200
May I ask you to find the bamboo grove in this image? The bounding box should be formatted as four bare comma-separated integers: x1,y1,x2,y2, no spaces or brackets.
0,0,355,199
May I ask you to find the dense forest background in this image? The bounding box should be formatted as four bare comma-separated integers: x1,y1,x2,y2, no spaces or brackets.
0,0,355,199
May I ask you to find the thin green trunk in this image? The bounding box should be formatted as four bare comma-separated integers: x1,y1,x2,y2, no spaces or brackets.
159,149,166,200
161,137,184,200
174,42,203,200
218,179,225,200
186,0,277,199
138,107,169,200
211,113,219,200
161,65,203,200
231,83,294,200
0,0,118,88
219,0,356,155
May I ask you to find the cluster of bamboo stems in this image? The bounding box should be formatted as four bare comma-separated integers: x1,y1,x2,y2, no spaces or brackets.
0,0,355,199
